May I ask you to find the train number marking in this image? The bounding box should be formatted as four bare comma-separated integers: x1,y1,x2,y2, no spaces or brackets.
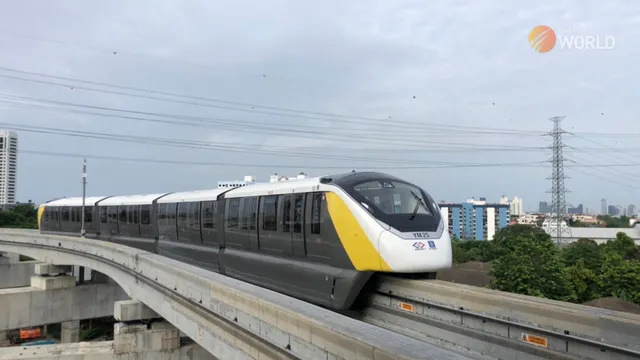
520,333,548,348
413,232,430,238
398,302,414,312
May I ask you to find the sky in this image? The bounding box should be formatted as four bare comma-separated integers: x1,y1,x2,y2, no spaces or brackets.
0,0,638,212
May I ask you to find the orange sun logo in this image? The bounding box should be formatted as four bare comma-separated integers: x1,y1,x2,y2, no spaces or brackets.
528,25,556,53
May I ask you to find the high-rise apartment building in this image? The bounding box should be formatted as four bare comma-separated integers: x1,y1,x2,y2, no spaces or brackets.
601,198,607,215
0,130,17,206
510,196,524,216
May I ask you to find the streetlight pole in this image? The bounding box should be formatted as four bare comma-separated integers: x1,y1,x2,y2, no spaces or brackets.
81,159,87,238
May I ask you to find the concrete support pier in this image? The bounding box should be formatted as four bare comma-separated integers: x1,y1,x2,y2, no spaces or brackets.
113,300,181,355
61,320,80,343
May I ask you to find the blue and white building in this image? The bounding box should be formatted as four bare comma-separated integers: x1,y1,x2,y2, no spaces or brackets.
439,198,510,240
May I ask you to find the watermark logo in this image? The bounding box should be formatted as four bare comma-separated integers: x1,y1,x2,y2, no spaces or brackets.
528,25,556,53
528,25,615,53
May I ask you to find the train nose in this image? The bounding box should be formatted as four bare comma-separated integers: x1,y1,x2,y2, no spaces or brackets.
378,230,452,272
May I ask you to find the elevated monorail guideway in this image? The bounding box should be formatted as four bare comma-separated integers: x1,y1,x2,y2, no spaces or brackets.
0,229,476,360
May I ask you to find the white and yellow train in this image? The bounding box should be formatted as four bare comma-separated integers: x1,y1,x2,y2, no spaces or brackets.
38,171,452,310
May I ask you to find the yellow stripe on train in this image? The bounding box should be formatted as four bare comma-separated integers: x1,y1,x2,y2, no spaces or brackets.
325,192,391,272
37,206,45,230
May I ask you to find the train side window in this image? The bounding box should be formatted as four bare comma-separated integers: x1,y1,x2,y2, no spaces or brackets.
119,207,126,223
293,194,303,233
311,193,322,234
178,202,188,229
262,195,277,231
249,197,257,231
85,207,92,223
240,198,249,230
202,201,214,228
226,198,240,229
44,210,49,222
141,205,150,225
281,196,292,232
158,204,166,226
189,202,200,230
100,207,107,223
62,207,70,222
168,203,177,223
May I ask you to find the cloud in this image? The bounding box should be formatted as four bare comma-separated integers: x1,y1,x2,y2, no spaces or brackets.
0,0,638,211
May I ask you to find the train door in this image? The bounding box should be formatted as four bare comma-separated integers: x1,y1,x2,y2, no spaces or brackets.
292,193,305,256
246,197,259,251
278,194,294,255
304,192,330,260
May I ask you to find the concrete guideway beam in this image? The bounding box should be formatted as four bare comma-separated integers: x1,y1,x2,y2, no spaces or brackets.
0,229,476,360
377,277,640,353
0,281,128,331
0,341,218,360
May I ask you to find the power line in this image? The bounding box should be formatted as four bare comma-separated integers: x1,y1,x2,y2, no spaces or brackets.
0,95,545,139
18,149,547,170
0,69,546,134
2,122,549,166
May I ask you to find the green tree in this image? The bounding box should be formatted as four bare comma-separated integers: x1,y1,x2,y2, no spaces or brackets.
490,224,550,261
598,254,640,305
561,238,604,272
565,259,600,303
600,232,640,261
489,233,574,301
0,204,38,229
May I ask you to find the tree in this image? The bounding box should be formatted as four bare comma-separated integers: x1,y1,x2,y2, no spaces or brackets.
565,259,600,303
600,232,640,261
490,224,551,261
0,204,38,229
489,233,574,301
598,254,640,305
561,238,604,272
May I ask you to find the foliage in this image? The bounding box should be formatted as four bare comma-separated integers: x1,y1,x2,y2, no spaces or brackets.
596,215,632,228
489,233,574,301
560,238,604,271
0,204,38,229
453,225,640,306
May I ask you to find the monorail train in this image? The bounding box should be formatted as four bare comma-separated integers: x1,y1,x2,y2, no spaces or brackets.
37,171,452,310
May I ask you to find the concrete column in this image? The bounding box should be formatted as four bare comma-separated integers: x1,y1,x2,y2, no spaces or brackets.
113,300,180,355
61,320,80,343
114,321,180,354
0,330,9,346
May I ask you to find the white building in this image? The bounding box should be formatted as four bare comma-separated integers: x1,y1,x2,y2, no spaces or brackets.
0,131,18,206
510,196,524,216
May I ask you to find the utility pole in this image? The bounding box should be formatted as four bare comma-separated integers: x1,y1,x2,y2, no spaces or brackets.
544,116,572,245
81,158,87,238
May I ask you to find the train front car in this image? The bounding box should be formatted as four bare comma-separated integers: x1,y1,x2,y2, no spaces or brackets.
329,172,452,278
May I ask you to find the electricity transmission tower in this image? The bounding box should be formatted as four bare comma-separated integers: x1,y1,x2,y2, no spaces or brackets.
545,116,572,244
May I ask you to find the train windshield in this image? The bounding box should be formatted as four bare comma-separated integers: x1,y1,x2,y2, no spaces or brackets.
347,179,441,232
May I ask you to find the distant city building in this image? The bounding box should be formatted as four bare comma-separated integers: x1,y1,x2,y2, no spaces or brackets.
510,196,524,216
629,204,638,216
568,204,584,215
585,206,592,215
539,201,551,214
439,201,510,241
0,130,18,207
601,198,607,215
608,205,619,216
542,219,640,243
